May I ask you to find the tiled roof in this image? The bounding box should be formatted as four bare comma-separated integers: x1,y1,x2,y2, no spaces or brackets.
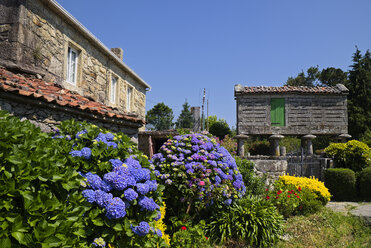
0,67,145,124
235,84,348,95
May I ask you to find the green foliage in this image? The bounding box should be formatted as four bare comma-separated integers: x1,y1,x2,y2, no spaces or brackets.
324,168,356,201
170,219,211,248
285,66,347,87
216,135,237,155
209,119,231,140
0,111,87,247
175,100,193,129
358,166,371,200
146,102,174,130
325,140,371,172
360,128,371,147
205,196,283,247
234,157,266,196
346,48,371,140
279,136,300,153
246,139,270,155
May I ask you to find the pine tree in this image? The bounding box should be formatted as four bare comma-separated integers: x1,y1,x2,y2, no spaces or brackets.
346,48,371,139
175,100,193,129
146,102,174,130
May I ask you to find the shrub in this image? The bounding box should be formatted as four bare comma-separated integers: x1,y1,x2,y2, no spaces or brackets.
279,136,301,153
276,175,331,204
56,120,167,247
216,135,237,155
246,140,270,155
170,219,211,248
151,134,246,218
324,168,356,201
234,157,266,196
325,140,371,172
358,166,371,200
0,111,85,247
205,195,283,247
265,184,323,218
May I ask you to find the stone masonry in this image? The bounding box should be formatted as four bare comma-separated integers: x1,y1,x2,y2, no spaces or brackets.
0,0,148,121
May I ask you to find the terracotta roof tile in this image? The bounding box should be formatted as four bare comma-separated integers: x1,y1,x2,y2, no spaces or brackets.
236,85,347,95
0,68,145,125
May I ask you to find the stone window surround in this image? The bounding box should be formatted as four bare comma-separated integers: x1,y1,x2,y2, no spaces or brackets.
63,39,83,90
126,83,133,113
109,71,119,106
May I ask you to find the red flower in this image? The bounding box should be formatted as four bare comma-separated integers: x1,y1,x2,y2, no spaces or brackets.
298,187,302,192
277,190,282,195
288,195,291,198
294,193,297,196
275,196,279,199
297,195,300,198
205,237,208,240
265,188,269,192
265,195,270,200
181,226,187,230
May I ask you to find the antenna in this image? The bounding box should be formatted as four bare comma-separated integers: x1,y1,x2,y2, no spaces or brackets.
201,88,206,131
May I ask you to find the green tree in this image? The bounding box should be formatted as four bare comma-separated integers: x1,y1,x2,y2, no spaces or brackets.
285,66,347,87
346,48,371,140
209,119,231,140
206,115,217,130
175,100,193,129
146,102,174,130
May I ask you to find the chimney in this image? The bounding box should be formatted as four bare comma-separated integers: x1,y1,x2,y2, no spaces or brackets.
191,106,201,132
111,48,124,61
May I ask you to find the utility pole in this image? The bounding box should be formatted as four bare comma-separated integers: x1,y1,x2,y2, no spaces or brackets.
201,88,205,131
206,98,209,131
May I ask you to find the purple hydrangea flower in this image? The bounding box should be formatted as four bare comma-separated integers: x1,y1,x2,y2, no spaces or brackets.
136,183,150,195
224,198,232,206
109,159,123,168
95,190,113,207
81,147,92,159
75,129,87,139
69,150,82,157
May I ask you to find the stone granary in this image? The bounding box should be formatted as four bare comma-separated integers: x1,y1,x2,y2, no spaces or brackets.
0,0,150,138
234,84,350,156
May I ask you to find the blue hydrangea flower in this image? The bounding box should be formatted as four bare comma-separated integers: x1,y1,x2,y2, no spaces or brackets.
124,188,138,202
109,159,123,168
104,133,115,141
155,229,162,237
105,197,126,219
75,129,87,139
82,189,96,203
138,196,159,211
224,198,232,206
81,147,92,159
131,221,150,236
145,180,158,192
95,190,113,208
106,142,118,149
69,150,82,157
153,210,161,221
86,172,112,192
136,183,150,195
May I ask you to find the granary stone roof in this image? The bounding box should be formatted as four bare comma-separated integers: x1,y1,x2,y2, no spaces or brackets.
0,67,145,125
234,84,348,96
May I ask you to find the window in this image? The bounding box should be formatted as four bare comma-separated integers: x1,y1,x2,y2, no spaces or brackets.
67,47,78,84
271,98,285,126
126,86,132,112
110,76,117,104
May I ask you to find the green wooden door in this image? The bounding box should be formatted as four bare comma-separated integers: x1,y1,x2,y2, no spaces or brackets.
271,98,285,126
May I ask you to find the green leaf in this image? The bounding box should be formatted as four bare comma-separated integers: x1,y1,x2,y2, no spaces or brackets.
0,237,11,248
92,218,104,226
11,232,26,245
113,223,123,231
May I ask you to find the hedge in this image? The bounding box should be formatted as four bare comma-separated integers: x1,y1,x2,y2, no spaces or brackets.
324,168,356,201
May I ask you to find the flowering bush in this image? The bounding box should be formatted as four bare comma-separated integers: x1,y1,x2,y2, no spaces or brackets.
215,135,237,155
276,175,331,204
170,219,211,248
151,133,246,216
55,120,168,247
325,140,371,172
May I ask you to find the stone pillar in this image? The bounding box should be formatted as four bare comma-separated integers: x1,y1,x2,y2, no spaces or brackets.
269,134,284,156
111,48,124,61
234,134,249,157
302,134,316,155
339,134,351,143
191,107,201,132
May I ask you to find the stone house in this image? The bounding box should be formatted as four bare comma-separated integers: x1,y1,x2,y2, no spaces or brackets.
234,84,350,156
0,0,150,138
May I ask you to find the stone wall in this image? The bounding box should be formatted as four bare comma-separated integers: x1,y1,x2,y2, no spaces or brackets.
0,93,141,140
248,158,288,183
236,94,348,135
0,0,147,119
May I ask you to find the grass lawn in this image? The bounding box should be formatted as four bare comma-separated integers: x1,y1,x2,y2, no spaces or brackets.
277,207,371,248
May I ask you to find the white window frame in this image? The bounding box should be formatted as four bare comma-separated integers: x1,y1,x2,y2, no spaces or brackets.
67,47,78,85
110,76,118,104
126,86,133,112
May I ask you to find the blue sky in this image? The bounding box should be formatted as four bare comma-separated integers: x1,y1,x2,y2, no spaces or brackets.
57,0,371,128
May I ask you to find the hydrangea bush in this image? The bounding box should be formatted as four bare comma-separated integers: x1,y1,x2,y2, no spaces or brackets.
151,133,246,216
56,120,168,247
